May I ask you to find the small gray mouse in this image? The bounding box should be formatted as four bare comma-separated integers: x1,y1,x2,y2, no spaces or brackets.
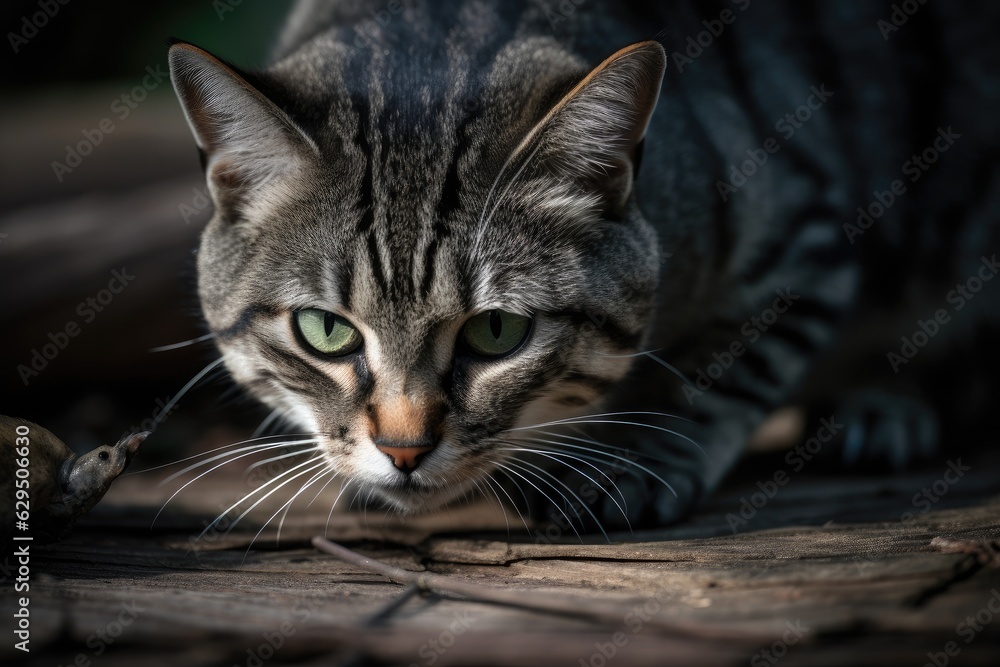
1,415,146,543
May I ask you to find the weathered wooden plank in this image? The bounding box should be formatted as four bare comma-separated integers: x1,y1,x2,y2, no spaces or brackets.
3,450,998,666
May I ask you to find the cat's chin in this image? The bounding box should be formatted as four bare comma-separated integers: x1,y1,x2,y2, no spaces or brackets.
366,477,478,515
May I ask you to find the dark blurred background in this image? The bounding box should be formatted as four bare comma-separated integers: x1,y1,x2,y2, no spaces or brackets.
0,1,296,461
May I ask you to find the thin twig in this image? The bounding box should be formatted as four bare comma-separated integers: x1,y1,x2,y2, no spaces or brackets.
313,536,608,618
311,537,760,641
363,582,423,627
331,582,427,667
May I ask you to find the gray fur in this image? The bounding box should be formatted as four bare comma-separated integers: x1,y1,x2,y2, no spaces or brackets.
169,1,663,514
169,0,1000,525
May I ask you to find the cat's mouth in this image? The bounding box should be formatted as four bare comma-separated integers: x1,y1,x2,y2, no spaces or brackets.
368,471,480,514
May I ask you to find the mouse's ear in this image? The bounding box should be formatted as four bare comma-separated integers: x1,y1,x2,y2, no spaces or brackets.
168,40,319,223
116,431,148,461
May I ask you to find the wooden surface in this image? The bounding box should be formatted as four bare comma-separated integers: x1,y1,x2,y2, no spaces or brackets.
3,447,1000,667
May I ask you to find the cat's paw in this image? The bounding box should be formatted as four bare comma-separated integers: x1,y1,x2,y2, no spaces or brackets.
833,389,939,471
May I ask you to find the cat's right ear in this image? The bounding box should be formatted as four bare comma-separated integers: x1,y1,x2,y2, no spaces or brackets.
168,41,318,221
517,41,666,219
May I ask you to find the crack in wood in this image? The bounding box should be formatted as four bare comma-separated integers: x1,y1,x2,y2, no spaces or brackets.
908,553,983,608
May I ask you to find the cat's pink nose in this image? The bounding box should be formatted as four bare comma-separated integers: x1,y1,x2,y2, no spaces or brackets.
368,394,444,472
375,444,434,472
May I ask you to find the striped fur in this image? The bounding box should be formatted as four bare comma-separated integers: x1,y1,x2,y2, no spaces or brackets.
169,1,1000,525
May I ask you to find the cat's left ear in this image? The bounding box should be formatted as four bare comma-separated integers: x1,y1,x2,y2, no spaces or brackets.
525,41,666,217
168,40,318,221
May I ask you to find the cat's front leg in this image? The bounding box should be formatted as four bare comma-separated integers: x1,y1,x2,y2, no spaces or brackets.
578,269,857,530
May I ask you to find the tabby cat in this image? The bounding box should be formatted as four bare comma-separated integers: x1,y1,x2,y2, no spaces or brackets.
167,0,1000,530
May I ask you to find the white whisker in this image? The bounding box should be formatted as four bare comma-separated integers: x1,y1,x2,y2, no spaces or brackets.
244,447,317,473
149,332,216,353
509,410,695,430
493,461,582,542
516,438,678,498
478,141,544,237
513,437,629,507
597,348,665,358
129,433,318,476
636,350,695,386
530,430,675,465
251,408,284,438
201,457,327,539
504,458,610,541
347,485,364,513
482,473,532,534
361,486,376,529
152,441,320,526
306,467,341,508
325,478,356,536
472,136,544,259
500,445,630,531
521,418,707,460
470,477,507,534
160,439,320,486
156,357,226,424
244,464,334,561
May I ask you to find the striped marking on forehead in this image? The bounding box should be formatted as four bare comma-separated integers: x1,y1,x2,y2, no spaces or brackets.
326,25,581,312
343,83,485,305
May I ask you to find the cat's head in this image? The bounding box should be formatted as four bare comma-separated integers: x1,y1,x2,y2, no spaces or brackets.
168,36,665,512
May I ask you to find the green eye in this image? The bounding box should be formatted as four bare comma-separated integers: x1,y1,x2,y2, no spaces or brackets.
294,309,362,356
461,310,531,357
